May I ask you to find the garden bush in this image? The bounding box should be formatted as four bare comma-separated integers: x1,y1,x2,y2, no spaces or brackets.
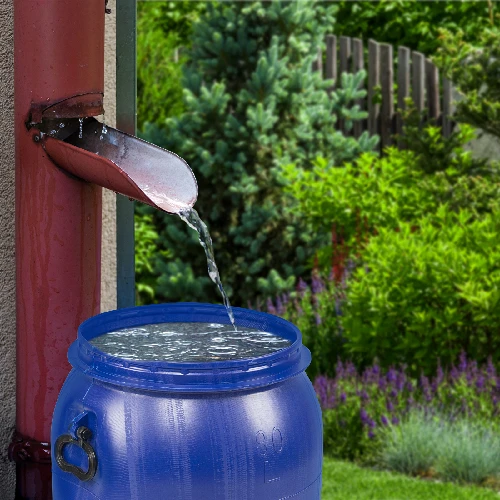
378,410,442,477
434,25,500,141
139,0,377,305
283,117,497,267
380,412,500,486
314,353,500,464
281,112,500,373
335,1,496,54
342,208,500,374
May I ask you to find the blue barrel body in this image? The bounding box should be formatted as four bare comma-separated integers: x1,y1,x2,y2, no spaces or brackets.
51,303,323,499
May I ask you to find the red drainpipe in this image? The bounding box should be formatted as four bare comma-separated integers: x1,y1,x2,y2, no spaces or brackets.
10,1,105,498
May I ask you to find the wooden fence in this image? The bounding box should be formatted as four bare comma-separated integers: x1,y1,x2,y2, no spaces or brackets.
312,35,455,150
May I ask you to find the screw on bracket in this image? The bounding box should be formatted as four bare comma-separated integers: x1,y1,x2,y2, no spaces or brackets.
33,134,41,143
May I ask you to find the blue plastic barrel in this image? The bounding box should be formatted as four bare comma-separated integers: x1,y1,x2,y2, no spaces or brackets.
51,303,323,499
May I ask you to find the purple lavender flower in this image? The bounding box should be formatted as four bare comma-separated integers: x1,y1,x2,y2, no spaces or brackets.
381,415,389,426
267,298,276,315
487,356,496,380
391,416,400,425
340,392,347,403
311,274,325,294
389,388,398,399
395,373,406,392
276,296,285,316
387,368,397,383
297,278,308,293
368,418,376,429
346,362,357,377
386,400,394,413
281,292,290,306
476,375,485,390
406,381,414,392
368,430,375,439
360,408,369,425
459,351,467,372
378,377,388,391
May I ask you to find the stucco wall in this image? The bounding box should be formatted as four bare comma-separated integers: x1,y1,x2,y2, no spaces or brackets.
0,1,117,497
102,0,118,313
0,0,16,496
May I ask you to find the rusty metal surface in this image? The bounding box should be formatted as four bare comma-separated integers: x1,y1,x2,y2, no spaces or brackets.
44,118,198,213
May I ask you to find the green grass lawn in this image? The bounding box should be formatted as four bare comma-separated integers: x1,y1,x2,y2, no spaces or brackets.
321,457,500,499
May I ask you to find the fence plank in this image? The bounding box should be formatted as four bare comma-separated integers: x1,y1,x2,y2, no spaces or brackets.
352,38,365,138
397,46,410,142
380,43,394,149
442,77,453,138
412,52,425,114
312,47,323,75
325,35,337,91
339,37,352,133
426,59,440,122
368,39,380,136
339,36,352,75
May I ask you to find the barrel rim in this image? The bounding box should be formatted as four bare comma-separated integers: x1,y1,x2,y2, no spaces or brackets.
69,302,311,392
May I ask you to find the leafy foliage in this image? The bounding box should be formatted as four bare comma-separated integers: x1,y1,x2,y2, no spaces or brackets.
136,2,188,131
335,0,496,54
434,26,500,141
141,0,377,305
282,115,500,374
283,119,497,267
343,209,500,374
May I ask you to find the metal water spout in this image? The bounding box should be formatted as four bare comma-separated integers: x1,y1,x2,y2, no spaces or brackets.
10,1,196,498
38,116,197,214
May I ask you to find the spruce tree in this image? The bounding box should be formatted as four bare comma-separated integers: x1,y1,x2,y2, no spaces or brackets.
142,0,378,305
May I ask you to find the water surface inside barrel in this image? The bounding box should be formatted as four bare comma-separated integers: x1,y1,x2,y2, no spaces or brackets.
89,322,292,362
51,303,323,499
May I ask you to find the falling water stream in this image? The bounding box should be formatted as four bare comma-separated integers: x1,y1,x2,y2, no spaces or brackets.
178,207,236,330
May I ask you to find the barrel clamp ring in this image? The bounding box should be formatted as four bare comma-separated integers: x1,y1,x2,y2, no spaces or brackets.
55,426,97,482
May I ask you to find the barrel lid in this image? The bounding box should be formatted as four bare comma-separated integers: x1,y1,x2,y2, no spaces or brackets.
69,303,311,392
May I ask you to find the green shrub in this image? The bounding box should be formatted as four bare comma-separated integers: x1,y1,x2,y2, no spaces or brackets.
335,1,495,54
134,214,167,304
283,120,498,272
137,3,186,131
141,0,377,305
434,26,500,141
343,208,500,374
435,419,500,485
378,411,442,476
380,412,500,485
